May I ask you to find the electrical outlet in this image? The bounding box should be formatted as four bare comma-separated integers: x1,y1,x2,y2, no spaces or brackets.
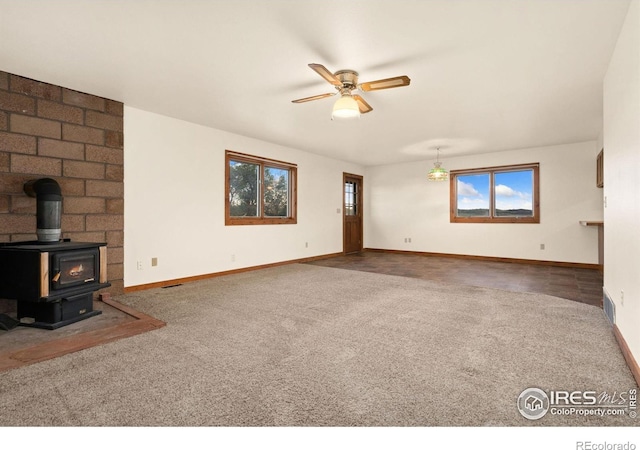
137,261,143,270
151,257,158,267
337,208,341,214
305,242,308,248
621,290,624,306
540,244,545,250
408,238,412,243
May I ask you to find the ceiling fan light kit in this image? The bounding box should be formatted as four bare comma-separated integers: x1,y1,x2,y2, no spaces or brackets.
292,63,410,119
332,93,360,119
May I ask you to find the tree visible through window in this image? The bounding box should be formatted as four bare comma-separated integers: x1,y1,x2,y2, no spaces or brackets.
450,163,539,223
263,167,289,217
228,160,259,217
226,151,297,225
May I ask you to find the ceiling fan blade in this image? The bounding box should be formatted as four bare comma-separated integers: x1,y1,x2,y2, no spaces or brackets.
359,75,411,91
308,63,342,87
291,92,335,103
353,95,373,114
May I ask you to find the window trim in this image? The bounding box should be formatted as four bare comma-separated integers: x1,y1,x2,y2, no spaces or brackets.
225,150,297,225
449,162,540,224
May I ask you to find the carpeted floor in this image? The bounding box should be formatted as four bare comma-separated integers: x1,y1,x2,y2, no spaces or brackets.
0,264,636,426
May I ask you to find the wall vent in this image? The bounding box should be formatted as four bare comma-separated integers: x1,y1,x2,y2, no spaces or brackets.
603,288,615,325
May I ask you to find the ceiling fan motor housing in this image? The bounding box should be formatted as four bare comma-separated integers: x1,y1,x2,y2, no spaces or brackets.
335,70,359,90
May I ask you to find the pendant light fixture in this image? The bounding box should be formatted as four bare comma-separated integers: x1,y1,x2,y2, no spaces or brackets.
427,147,449,181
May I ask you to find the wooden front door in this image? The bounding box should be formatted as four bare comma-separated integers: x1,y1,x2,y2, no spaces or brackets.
343,173,363,254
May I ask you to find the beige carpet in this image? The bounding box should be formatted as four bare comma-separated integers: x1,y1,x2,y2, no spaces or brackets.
0,264,636,426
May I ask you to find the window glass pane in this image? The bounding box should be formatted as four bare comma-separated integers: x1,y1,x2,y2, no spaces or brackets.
229,160,260,217
345,181,356,216
456,174,490,217
264,166,289,217
494,170,533,217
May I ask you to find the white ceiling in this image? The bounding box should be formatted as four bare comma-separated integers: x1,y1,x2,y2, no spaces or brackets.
0,0,631,166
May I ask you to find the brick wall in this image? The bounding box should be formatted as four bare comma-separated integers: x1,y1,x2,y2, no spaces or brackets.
0,71,124,296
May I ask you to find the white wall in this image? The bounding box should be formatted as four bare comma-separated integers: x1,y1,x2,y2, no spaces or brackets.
124,106,363,287
365,141,603,264
603,0,639,361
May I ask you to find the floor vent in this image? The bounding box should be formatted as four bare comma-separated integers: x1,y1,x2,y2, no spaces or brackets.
603,288,615,325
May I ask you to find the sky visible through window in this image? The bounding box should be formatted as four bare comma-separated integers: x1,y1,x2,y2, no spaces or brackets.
457,169,533,216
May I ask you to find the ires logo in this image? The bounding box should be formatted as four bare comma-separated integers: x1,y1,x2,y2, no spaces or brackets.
549,390,599,406
518,388,636,420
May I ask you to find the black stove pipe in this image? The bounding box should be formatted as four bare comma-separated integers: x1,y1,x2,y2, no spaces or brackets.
24,178,62,243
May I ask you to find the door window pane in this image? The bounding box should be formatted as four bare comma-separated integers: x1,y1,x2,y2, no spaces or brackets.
345,181,357,216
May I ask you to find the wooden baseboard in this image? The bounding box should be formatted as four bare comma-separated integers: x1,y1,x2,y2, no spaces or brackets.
613,325,640,388
363,248,601,270
123,252,343,293
125,249,599,293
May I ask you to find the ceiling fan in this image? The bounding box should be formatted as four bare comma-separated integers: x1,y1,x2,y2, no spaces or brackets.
291,63,411,118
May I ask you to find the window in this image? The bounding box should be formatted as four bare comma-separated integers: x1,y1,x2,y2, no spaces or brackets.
344,180,357,216
225,150,297,225
450,163,539,223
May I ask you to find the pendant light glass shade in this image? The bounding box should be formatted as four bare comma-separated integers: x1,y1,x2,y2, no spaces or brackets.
428,148,449,181
427,162,448,181
332,94,360,119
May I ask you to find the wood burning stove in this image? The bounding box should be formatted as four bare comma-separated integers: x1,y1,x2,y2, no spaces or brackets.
0,178,111,329
0,240,111,329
